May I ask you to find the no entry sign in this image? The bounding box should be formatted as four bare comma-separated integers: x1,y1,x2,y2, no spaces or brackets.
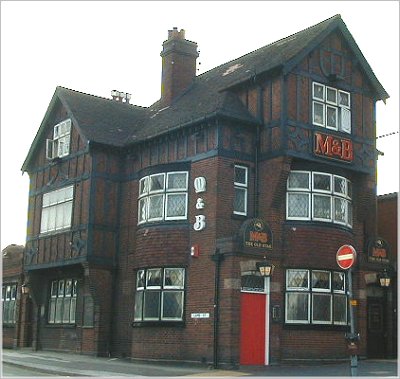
336,245,357,270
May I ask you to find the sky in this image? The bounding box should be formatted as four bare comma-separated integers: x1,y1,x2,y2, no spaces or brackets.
1,1,399,249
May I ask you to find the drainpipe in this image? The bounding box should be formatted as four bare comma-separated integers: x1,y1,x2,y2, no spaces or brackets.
211,249,224,369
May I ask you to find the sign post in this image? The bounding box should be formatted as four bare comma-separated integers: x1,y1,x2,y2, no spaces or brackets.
336,245,359,377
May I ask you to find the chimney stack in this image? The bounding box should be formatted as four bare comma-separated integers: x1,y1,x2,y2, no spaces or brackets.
160,27,199,106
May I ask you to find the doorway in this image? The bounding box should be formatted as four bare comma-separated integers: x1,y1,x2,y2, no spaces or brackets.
367,297,386,358
240,274,269,365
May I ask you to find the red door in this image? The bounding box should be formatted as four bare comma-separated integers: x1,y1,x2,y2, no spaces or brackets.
240,292,266,365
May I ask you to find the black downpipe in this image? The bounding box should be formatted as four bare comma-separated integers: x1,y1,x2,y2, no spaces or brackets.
212,249,224,369
254,85,264,218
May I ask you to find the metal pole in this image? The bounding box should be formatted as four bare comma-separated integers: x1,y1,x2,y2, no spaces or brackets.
347,268,358,376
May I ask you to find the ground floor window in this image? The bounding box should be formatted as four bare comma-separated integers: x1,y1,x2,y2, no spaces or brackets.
48,279,77,324
134,268,185,322
2,284,17,324
285,269,348,325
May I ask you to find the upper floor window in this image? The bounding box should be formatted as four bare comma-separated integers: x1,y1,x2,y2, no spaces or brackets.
286,171,352,228
2,284,17,324
48,279,77,324
285,269,348,325
134,267,185,322
46,119,72,160
40,185,74,234
312,82,351,133
138,172,188,224
233,165,248,216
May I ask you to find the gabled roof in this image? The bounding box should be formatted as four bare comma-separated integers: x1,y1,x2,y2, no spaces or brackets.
22,15,389,172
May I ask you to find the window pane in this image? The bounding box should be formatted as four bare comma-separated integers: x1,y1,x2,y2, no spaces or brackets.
138,197,148,223
149,174,165,192
48,298,56,323
62,298,71,323
166,193,187,218
146,269,162,287
313,194,331,220
143,291,160,320
139,177,148,196
313,102,325,126
347,202,353,227
288,172,310,190
334,176,346,195
164,268,184,288
167,172,187,190
334,295,347,324
333,272,345,292
134,291,143,321
55,298,63,323
339,91,350,107
241,275,264,292
162,291,183,319
326,87,337,104
234,187,247,214
286,293,309,323
148,194,164,220
65,280,73,297
312,294,332,323
234,166,247,185
62,201,73,229
58,280,65,296
313,173,331,192
347,181,352,199
70,298,76,324
137,270,145,289
287,269,309,290
334,197,347,224
312,271,331,291
313,83,324,101
340,107,351,133
51,281,58,297
326,106,338,129
287,193,309,218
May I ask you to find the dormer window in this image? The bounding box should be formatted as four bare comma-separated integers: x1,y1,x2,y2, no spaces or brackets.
46,119,71,160
312,82,351,134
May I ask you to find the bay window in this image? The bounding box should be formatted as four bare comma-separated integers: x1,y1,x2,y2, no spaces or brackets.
286,171,352,228
138,172,188,224
285,269,347,325
134,268,185,322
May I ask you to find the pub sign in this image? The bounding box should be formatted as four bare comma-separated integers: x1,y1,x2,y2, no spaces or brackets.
367,238,390,264
240,218,273,250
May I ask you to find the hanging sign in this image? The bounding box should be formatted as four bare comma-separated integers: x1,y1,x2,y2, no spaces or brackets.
240,218,273,250
367,238,390,264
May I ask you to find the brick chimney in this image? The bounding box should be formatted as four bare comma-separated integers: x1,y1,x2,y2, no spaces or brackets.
160,27,199,106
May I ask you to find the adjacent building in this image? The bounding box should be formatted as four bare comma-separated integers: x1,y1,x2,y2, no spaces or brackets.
15,15,395,365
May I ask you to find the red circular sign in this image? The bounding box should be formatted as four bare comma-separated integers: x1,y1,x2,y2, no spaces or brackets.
336,245,357,270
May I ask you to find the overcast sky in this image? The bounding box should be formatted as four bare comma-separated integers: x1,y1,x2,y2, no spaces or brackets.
1,1,399,248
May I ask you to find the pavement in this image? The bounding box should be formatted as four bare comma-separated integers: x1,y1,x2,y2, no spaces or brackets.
1,348,398,377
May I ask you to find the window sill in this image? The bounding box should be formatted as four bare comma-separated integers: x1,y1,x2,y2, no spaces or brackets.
284,220,354,234
231,214,248,221
131,321,185,328
283,323,349,331
45,323,76,328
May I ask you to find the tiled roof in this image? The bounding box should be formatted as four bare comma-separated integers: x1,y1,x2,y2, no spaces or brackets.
22,15,389,171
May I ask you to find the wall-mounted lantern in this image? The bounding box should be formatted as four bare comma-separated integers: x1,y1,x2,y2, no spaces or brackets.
256,259,275,277
379,269,391,287
21,283,30,295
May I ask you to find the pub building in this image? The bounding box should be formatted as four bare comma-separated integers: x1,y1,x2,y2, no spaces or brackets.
15,15,395,365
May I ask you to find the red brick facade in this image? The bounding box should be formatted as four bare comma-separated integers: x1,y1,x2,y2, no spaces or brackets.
13,16,394,366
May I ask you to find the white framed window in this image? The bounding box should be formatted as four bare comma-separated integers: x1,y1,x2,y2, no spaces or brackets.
2,284,17,324
285,269,347,325
46,119,72,159
40,185,74,234
134,268,185,322
286,171,352,227
233,165,248,215
48,278,77,324
312,82,351,133
138,171,188,224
